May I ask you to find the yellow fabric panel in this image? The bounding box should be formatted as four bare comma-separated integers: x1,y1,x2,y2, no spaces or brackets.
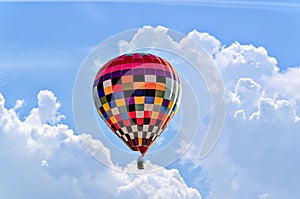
151,111,159,119
115,98,126,106
133,82,145,89
110,116,117,124
154,97,163,105
103,103,110,111
168,101,174,109
134,96,145,104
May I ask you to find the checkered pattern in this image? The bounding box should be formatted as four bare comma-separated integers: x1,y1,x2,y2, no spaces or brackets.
93,53,181,156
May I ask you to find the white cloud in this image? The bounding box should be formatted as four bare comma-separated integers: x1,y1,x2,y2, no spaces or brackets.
0,90,201,199
13,99,24,110
259,192,270,199
119,25,179,54
25,90,65,126
229,77,262,117
121,26,299,198
214,41,278,88
120,162,201,199
194,30,300,198
266,67,300,100
249,96,298,123
233,109,246,120
41,160,49,167
187,30,221,56
2,25,299,199
115,26,300,198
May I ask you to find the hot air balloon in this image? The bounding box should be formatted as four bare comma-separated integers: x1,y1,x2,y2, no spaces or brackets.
93,53,181,169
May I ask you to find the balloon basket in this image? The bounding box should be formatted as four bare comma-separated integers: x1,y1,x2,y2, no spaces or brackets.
137,156,144,170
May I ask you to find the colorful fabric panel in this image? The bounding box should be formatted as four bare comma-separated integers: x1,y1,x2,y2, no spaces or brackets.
93,53,181,156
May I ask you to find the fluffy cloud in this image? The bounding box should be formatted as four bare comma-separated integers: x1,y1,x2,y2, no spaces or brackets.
214,41,278,89
2,25,300,199
120,162,200,199
186,30,221,56
266,67,300,100
183,28,300,199
0,90,201,199
115,26,300,198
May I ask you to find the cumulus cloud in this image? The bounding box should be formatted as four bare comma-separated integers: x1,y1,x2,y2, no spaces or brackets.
214,41,278,88
2,25,300,199
266,67,300,100
115,26,300,198
229,77,262,117
119,25,179,54
186,30,221,56
249,96,298,123
120,162,201,199
195,30,300,124
25,90,65,125
0,90,201,199
180,28,300,199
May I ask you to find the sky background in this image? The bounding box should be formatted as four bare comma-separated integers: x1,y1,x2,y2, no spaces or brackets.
0,1,300,199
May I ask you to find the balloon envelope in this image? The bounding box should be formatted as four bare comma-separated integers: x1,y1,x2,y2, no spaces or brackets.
93,53,181,156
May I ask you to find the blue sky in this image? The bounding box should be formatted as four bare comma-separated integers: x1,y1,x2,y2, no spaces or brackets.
0,1,300,199
1,1,299,116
